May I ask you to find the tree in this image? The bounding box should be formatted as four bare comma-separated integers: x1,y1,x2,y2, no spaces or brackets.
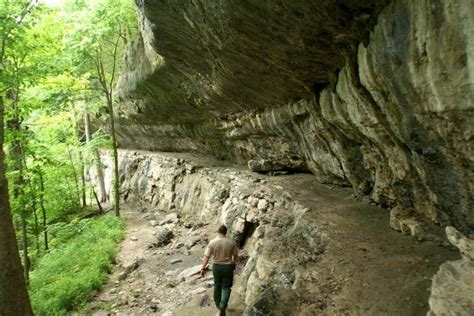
0,97,33,316
92,35,122,217
0,1,34,313
3,0,66,282
84,111,108,203
38,168,48,250
65,0,138,217
1,0,137,312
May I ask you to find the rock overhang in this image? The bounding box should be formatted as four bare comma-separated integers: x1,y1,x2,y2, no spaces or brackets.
116,0,389,124
114,0,474,233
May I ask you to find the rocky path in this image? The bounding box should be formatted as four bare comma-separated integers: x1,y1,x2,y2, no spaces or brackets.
89,155,458,315
268,175,459,315
89,208,244,315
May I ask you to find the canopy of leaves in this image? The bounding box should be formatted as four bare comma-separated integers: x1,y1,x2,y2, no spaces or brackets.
2,0,138,222
0,0,138,311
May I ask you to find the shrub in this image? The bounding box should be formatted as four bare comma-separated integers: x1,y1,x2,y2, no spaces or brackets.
29,214,125,315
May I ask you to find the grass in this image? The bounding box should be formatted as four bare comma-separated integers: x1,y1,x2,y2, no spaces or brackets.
29,214,125,315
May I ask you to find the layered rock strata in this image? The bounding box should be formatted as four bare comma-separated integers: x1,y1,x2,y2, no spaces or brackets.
98,150,458,315
102,150,327,314
115,0,473,234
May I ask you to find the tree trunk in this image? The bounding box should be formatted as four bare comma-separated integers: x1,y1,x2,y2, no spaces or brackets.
70,103,87,208
84,112,107,202
12,143,30,284
20,212,30,284
67,146,82,207
94,149,107,202
107,95,120,217
65,176,78,210
8,92,31,285
38,170,48,251
32,203,40,257
24,160,40,257
79,150,87,208
0,95,34,315
92,187,105,214
29,185,40,258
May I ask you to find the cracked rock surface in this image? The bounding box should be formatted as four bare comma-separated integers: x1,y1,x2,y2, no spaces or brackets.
89,150,458,315
428,227,474,316
114,0,473,234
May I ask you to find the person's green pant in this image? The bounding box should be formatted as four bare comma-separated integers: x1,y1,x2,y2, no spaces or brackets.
212,263,235,310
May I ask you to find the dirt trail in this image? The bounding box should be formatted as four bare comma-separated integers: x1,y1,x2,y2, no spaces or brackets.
89,208,245,316
89,171,457,315
269,174,458,315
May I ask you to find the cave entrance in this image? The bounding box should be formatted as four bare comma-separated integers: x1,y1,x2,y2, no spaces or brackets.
238,221,259,249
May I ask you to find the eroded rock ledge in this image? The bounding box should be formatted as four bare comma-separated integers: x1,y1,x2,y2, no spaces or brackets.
103,150,326,314
115,0,473,234
97,150,459,314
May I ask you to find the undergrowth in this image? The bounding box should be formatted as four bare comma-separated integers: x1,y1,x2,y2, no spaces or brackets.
29,214,125,315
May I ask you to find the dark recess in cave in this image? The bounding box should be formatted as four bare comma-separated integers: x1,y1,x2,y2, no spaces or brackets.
239,221,259,248
313,81,330,99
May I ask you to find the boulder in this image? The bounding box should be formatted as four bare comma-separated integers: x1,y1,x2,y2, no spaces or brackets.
178,265,202,279
156,228,173,247
257,199,268,211
389,207,423,238
428,227,474,315
159,213,180,226
445,226,474,261
185,236,202,249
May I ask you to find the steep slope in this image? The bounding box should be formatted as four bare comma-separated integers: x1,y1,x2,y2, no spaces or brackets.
115,0,473,234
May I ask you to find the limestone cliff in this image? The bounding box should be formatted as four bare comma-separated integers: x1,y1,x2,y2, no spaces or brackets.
115,1,473,233
98,150,459,315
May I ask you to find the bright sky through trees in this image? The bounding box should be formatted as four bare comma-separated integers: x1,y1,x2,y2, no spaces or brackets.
41,0,62,7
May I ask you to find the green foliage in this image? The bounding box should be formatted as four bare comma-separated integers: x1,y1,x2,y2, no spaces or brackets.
1,2,62,94
20,111,81,221
0,0,137,311
64,0,138,73
29,214,125,315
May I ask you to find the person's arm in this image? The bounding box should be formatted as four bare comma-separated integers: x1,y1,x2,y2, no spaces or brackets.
200,255,210,277
201,243,212,277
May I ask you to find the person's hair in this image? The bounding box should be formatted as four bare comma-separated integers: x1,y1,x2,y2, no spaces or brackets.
217,225,228,235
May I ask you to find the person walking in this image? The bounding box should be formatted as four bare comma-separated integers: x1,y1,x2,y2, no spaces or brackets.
200,225,239,316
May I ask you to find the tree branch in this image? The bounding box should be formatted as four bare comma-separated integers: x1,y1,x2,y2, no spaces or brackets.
108,33,121,95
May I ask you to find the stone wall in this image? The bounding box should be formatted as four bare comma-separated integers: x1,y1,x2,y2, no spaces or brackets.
98,150,471,314
114,0,473,234
101,150,326,314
